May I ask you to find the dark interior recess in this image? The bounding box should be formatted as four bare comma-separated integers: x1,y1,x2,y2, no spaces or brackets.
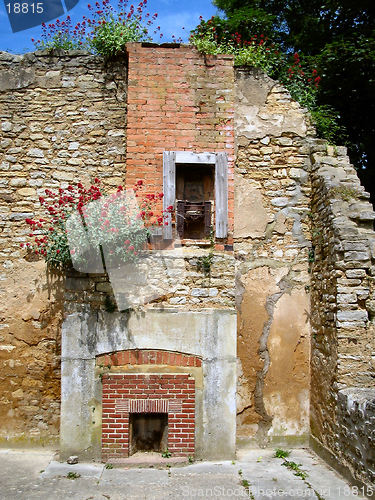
129,413,168,455
176,163,214,239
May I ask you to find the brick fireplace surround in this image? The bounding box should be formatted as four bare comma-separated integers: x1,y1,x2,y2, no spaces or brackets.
99,350,200,460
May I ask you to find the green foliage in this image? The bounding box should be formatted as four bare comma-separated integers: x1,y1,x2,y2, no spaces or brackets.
105,463,114,469
310,105,347,145
104,295,116,313
32,16,89,51
191,17,346,149
281,460,308,480
308,248,315,264
161,449,172,458
33,0,160,58
197,253,214,277
329,185,359,202
208,0,375,202
66,471,81,479
274,448,291,459
234,46,281,75
191,19,283,77
191,32,223,56
196,230,215,277
21,180,165,271
89,11,150,58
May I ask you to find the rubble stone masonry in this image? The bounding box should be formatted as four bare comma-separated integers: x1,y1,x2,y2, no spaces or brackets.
0,51,127,443
234,68,314,445
309,141,375,486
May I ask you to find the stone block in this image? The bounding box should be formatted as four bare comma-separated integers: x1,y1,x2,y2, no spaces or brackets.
191,288,209,297
344,251,370,261
27,148,44,158
65,277,92,291
271,197,289,207
234,178,269,238
336,310,368,322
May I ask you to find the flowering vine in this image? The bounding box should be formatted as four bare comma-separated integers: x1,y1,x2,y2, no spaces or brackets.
21,179,170,270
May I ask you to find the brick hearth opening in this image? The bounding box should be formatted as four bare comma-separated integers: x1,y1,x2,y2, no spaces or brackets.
102,372,195,460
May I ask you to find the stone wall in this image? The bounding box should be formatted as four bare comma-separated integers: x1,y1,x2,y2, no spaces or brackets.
337,388,375,487
309,141,375,486
64,249,235,313
0,49,315,448
0,50,127,443
234,69,313,445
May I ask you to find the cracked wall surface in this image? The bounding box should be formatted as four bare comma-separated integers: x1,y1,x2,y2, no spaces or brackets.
234,68,312,445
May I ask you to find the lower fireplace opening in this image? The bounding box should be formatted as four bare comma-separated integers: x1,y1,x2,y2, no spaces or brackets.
129,413,168,455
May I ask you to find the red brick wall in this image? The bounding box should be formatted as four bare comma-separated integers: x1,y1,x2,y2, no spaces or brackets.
125,43,235,236
102,373,195,460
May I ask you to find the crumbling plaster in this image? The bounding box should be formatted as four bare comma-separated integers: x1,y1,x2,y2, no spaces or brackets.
234,68,312,445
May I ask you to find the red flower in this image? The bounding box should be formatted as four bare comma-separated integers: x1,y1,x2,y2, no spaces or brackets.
137,180,143,186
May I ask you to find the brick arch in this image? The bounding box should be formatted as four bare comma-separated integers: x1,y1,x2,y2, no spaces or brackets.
96,349,202,368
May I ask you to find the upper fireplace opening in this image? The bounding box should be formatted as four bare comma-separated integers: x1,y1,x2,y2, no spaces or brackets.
163,151,228,240
176,163,214,240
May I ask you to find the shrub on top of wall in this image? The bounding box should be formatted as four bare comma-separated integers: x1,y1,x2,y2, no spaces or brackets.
32,0,161,57
190,17,342,144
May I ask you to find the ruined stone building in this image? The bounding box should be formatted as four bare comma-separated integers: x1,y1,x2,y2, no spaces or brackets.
0,44,374,487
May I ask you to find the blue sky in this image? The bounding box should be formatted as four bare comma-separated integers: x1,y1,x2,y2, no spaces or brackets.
0,0,219,54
